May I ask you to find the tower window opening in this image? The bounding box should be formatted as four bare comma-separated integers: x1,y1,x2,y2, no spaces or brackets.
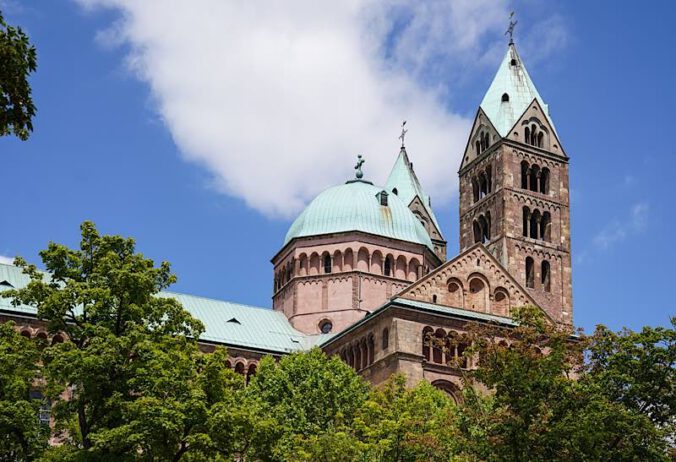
384,257,392,277
530,210,540,239
540,167,550,194
510,58,517,66
541,212,552,242
521,161,529,189
530,124,538,146
501,93,509,102
392,187,398,195
525,257,535,289
541,260,551,292
522,206,530,237
323,254,332,274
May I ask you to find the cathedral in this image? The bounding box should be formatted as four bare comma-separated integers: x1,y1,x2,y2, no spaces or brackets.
0,41,572,400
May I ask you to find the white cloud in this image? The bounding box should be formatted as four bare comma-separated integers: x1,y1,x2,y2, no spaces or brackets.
593,202,649,250
0,255,14,265
74,0,569,218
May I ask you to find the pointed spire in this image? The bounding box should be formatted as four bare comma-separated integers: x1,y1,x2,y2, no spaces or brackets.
384,145,441,233
479,42,557,138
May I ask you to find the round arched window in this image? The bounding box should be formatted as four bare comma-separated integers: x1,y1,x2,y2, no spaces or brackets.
319,320,333,334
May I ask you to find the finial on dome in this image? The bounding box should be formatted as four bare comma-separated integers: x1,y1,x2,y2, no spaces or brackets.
398,120,408,148
354,154,365,179
505,11,517,45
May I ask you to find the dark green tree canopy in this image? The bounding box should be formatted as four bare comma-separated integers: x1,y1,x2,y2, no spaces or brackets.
0,10,37,140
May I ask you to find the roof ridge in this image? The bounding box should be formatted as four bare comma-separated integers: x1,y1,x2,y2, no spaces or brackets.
160,290,275,313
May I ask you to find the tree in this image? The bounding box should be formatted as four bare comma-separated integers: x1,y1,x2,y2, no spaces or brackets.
457,306,671,461
3,221,230,461
353,375,461,462
0,322,48,461
240,348,370,461
586,320,675,428
0,10,37,140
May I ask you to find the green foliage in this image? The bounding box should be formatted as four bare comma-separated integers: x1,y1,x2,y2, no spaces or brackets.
4,221,227,461
244,348,370,460
0,322,48,461
0,10,37,140
354,375,461,461
586,319,675,427
1,223,673,461
457,306,672,462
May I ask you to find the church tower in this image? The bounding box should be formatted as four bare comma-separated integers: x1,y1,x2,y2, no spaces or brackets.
458,42,572,325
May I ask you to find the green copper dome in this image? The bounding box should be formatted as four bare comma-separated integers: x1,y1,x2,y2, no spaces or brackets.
285,180,434,250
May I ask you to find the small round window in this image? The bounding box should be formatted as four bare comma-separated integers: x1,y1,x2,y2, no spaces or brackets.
319,320,333,334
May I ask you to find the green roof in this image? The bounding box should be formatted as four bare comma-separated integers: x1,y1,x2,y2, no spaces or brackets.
0,262,316,354
384,147,441,233
391,297,517,326
285,179,434,250
480,43,557,138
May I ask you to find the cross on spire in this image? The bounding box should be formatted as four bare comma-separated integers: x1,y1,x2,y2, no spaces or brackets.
398,120,408,148
505,11,517,44
354,154,365,179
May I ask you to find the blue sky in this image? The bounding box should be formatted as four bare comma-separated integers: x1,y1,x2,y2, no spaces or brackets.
1,0,673,333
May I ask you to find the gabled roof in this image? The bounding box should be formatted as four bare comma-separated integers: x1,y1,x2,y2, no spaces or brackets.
319,295,519,349
384,147,442,235
480,43,557,138
394,243,553,323
0,262,316,354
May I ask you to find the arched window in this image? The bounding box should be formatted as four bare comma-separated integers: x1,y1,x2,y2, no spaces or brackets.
382,328,389,350
479,173,488,199
501,93,509,102
432,294,438,303
473,220,482,244
468,277,487,312
246,364,257,384
235,362,245,376
541,260,551,292
368,335,375,365
447,279,463,307
537,131,544,148
530,124,538,145
484,212,491,242
522,206,530,237
521,161,529,189
525,257,535,289
433,329,445,364
353,344,362,371
524,126,530,145
384,256,392,277
540,168,550,194
323,254,332,274
475,140,480,154
52,334,64,345
422,327,434,361
541,212,551,242
529,165,540,192
530,210,540,239
472,177,480,203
